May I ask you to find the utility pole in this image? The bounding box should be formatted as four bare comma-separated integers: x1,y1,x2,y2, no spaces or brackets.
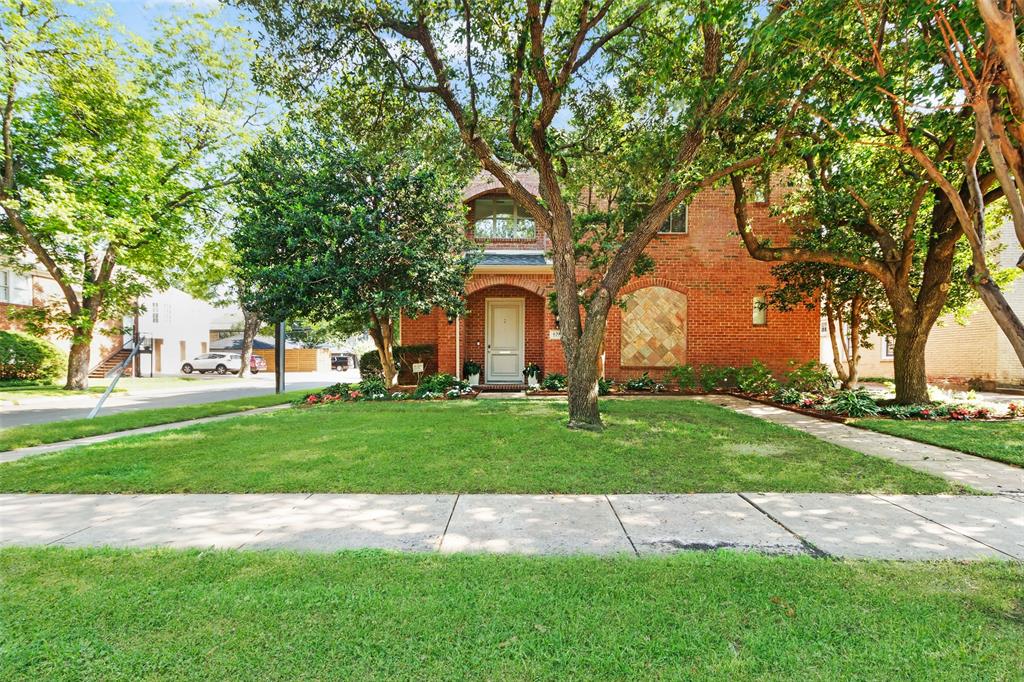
274,320,286,394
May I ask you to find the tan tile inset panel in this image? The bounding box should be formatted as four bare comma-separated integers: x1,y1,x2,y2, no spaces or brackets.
620,286,687,367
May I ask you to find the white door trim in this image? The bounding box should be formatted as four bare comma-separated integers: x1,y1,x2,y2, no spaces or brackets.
484,297,525,384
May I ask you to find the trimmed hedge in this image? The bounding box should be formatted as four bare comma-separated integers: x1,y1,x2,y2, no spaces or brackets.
0,331,66,382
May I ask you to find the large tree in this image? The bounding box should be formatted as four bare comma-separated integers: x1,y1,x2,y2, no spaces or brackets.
0,1,258,389
733,1,1017,403
237,0,797,429
232,125,475,387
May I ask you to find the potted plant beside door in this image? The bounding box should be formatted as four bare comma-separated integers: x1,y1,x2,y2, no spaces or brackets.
463,360,481,386
522,363,541,388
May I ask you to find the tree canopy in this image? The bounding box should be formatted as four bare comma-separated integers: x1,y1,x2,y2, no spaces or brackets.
232,123,476,385
0,0,260,388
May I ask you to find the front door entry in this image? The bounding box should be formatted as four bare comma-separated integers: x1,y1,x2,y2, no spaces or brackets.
485,298,524,383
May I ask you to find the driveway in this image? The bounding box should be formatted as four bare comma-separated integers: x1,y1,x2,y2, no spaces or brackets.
0,370,355,429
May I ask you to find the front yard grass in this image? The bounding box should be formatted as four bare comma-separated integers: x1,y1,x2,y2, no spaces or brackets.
856,418,1024,467
1,547,1020,679
0,390,311,452
0,398,958,494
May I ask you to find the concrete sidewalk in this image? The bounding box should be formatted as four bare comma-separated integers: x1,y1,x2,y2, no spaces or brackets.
709,395,1024,495
2,493,1020,561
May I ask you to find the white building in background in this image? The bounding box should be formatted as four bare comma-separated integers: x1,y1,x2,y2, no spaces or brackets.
127,287,220,376
822,219,1024,388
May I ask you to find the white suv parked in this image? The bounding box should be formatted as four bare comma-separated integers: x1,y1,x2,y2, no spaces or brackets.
181,353,243,375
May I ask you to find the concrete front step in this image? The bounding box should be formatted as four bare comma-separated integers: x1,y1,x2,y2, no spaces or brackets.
2,493,1020,561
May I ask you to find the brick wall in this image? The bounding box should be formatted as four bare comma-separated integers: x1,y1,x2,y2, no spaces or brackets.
400,185,820,382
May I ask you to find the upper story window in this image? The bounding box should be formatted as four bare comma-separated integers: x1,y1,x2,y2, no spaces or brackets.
658,204,688,234
0,269,31,305
473,197,536,240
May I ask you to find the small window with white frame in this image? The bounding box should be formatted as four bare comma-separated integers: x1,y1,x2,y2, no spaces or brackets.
0,268,31,305
658,204,688,234
752,296,767,326
151,302,159,323
882,336,895,359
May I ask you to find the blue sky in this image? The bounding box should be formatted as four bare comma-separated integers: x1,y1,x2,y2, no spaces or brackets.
107,1,252,37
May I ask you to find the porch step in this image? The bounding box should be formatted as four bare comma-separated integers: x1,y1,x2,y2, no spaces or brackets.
478,383,528,392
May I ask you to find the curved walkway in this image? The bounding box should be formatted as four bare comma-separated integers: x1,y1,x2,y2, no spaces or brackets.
708,395,1024,495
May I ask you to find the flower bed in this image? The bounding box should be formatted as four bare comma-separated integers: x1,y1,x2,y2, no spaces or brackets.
527,361,1024,423
299,374,477,406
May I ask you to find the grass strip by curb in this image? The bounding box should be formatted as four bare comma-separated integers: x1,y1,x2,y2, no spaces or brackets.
0,390,308,452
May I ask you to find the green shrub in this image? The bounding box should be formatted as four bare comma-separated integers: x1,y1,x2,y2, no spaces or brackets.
735,360,779,395
699,364,737,391
462,360,481,378
358,375,388,397
666,364,697,390
784,360,835,393
540,373,567,390
0,331,66,382
413,373,466,398
827,389,880,417
772,386,802,405
624,372,665,392
598,377,614,396
359,344,435,380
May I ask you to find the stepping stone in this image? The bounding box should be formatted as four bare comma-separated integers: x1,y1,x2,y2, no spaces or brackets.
878,495,1024,560
609,493,805,556
441,494,632,555
246,494,455,552
747,493,1003,560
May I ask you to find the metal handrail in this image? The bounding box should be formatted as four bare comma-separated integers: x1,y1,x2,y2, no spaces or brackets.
87,335,149,419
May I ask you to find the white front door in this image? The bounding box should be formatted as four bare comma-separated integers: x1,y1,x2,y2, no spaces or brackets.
485,298,524,383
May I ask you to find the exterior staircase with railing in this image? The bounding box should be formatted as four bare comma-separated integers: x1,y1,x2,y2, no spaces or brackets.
88,346,134,378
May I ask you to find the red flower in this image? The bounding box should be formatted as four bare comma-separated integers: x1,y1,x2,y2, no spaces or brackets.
305,394,320,404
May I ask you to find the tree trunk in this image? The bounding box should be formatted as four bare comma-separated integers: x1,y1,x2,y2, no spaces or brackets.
846,295,863,389
237,307,260,379
64,340,91,391
368,313,398,387
892,325,929,404
973,275,1024,368
565,326,603,430
825,303,850,387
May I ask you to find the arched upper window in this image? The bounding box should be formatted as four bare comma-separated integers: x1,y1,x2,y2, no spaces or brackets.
472,197,536,240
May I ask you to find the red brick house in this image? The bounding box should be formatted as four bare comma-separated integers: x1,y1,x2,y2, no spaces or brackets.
400,172,819,386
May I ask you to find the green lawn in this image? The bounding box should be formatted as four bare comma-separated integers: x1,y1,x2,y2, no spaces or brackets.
0,399,958,494
857,418,1024,467
0,376,206,403
0,383,113,402
0,390,310,452
1,548,1020,680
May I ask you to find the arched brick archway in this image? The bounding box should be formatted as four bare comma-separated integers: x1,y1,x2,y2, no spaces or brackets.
465,275,550,298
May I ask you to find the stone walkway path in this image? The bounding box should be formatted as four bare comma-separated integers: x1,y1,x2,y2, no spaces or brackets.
708,395,1024,495
2,493,1021,560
